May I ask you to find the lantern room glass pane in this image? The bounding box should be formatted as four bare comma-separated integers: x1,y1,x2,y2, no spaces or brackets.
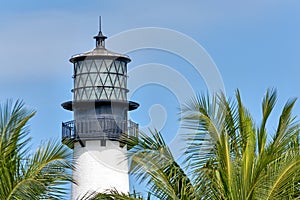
79,74,88,87
81,61,89,73
114,88,120,100
80,89,84,100
100,90,107,99
115,61,121,73
99,60,107,73
89,73,97,86
110,89,117,100
119,62,124,74
75,61,83,74
104,88,113,99
122,62,127,75
104,60,112,71
109,74,117,86
104,75,113,87
95,59,103,72
75,77,80,88
90,88,97,99
73,58,128,101
74,88,81,100
84,88,92,99
109,61,118,73
99,73,107,85
96,87,103,99
85,75,93,87
89,60,98,73
114,76,121,88
120,76,126,88
75,76,82,88
75,88,84,100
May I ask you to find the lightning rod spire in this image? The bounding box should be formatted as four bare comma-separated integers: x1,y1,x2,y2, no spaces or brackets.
94,16,107,48
99,16,102,32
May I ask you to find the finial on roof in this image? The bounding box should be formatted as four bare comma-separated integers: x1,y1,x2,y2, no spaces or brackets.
94,16,107,48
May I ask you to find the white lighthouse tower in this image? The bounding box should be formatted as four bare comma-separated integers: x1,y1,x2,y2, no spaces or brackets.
61,21,139,199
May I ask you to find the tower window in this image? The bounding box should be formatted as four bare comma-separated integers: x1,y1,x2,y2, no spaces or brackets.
100,139,106,146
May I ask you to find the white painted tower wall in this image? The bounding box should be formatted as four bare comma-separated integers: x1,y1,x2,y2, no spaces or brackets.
61,23,139,200
71,140,129,199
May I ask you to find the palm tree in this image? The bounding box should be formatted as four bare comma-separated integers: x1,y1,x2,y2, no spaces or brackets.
0,100,74,200
182,89,300,199
79,188,146,200
91,89,300,199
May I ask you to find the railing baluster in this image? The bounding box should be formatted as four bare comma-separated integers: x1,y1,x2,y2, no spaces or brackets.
62,118,138,145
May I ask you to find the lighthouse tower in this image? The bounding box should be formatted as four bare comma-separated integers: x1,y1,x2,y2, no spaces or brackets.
61,22,139,199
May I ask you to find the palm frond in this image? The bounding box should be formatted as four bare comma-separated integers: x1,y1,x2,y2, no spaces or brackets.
0,99,74,200
77,188,145,200
180,89,300,200
122,130,196,199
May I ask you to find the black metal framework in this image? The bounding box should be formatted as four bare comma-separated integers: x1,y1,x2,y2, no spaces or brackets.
61,27,140,150
62,118,138,148
73,59,127,101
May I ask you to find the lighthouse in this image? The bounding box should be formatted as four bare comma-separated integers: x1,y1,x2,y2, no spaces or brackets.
61,21,139,199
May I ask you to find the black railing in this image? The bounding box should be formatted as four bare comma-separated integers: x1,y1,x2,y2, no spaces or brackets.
62,120,75,141
62,118,138,146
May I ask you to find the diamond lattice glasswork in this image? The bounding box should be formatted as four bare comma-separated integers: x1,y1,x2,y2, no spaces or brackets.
73,59,128,101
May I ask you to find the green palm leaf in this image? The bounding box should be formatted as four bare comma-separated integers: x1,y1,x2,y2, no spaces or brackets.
0,100,74,200
90,89,300,200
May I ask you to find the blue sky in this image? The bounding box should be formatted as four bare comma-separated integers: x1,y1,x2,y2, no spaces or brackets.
0,0,299,197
